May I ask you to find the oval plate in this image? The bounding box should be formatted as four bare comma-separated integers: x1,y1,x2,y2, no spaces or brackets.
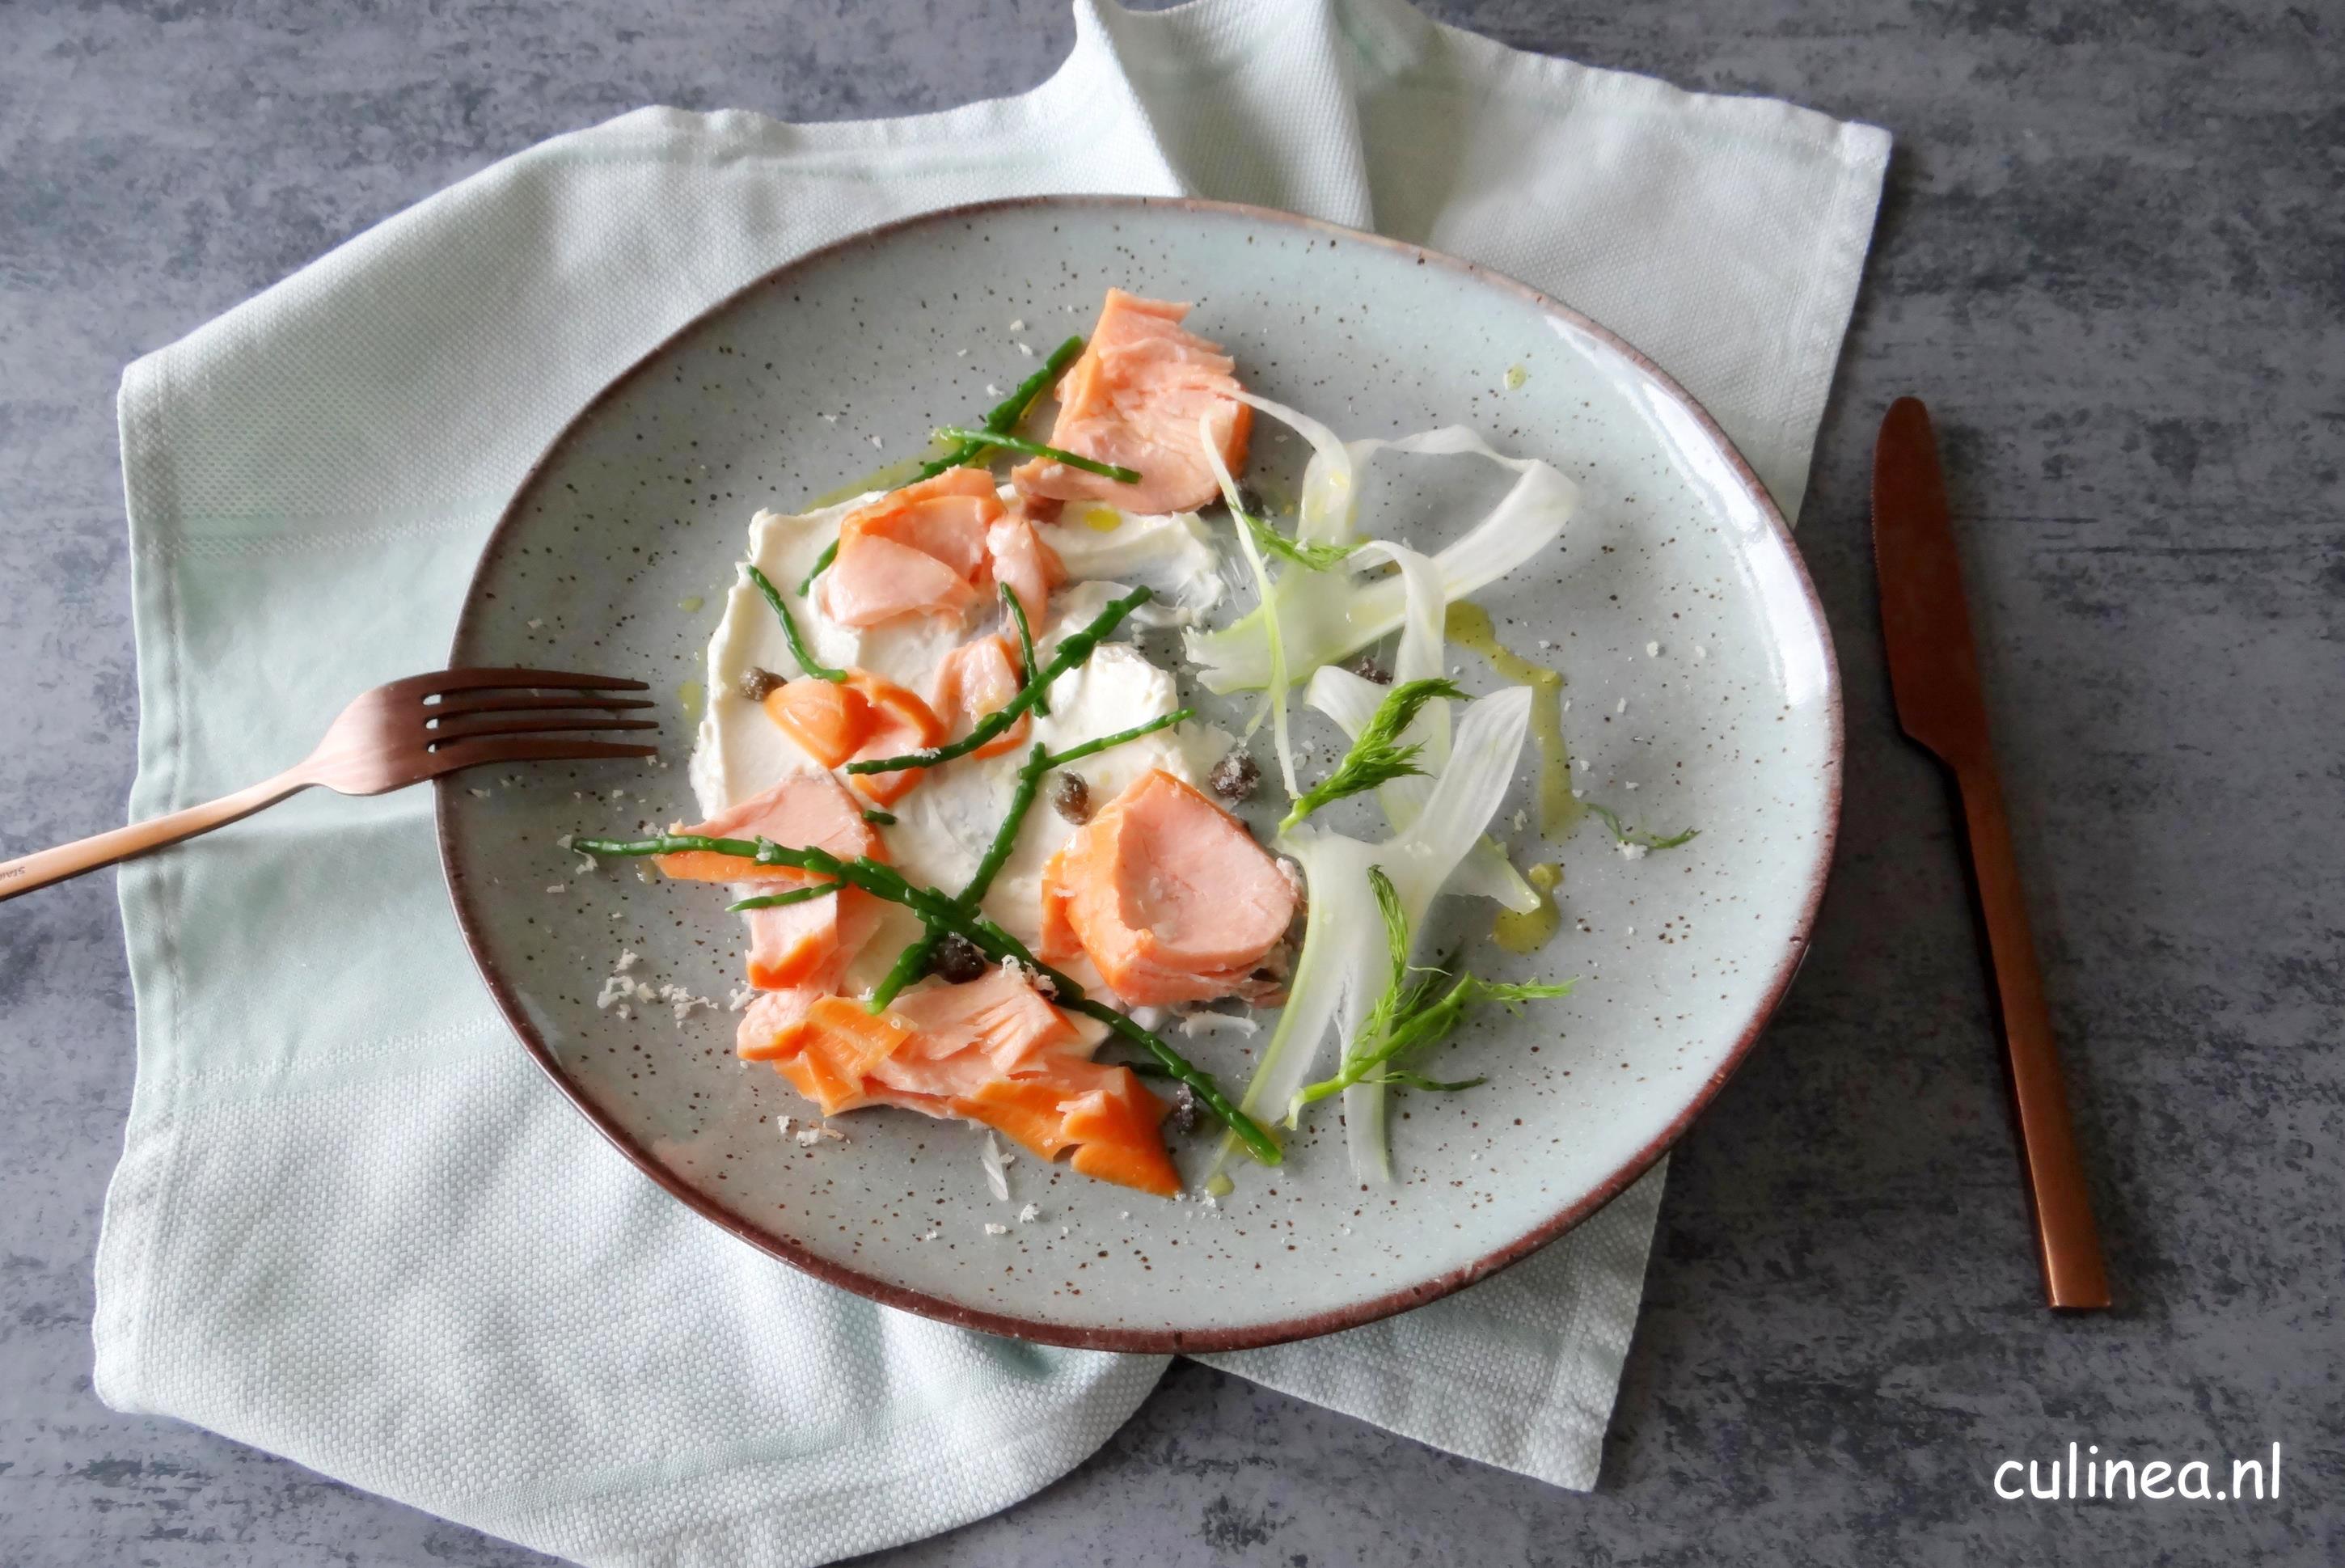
439,197,1840,1352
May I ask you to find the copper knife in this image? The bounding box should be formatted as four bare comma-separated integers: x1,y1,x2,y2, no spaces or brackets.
1872,396,2111,1311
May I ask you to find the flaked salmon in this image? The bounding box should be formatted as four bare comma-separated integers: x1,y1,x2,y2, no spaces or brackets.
1012,290,1252,516
770,996,915,1117
1039,768,1297,1006
657,771,881,884
735,986,823,1062
987,513,1063,628
954,1061,1181,1198
866,966,1089,1099
742,873,887,991
930,634,1030,761
739,965,1181,1196
761,670,944,806
823,467,1002,628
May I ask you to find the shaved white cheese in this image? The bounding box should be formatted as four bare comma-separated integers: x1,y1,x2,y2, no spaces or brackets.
981,1132,1013,1202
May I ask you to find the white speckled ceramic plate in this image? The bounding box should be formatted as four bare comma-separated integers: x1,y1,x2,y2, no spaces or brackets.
438,197,1839,1352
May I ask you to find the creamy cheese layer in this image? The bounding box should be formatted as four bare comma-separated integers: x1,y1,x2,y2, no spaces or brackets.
691,493,1230,990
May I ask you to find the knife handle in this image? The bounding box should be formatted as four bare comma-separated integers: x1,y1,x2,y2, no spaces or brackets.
1954,761,2112,1310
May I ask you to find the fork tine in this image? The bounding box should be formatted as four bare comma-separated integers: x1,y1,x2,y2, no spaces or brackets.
425,667,652,696
426,692,658,718
433,737,660,771
429,714,660,742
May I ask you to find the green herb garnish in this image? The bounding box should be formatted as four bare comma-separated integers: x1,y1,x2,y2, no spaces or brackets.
1240,507,1357,572
1282,865,1572,1122
1278,678,1469,833
1375,1068,1490,1093
573,830,1278,1165
934,427,1140,484
847,585,1152,775
1586,802,1699,851
860,808,897,826
746,562,847,683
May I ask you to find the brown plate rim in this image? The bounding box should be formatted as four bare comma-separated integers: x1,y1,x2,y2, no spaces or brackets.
437,192,1844,1354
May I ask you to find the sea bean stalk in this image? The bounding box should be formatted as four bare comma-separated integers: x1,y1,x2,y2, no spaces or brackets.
746,563,846,683
932,427,1140,484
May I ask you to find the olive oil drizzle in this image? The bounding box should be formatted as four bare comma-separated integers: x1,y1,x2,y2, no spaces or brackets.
1443,602,1581,837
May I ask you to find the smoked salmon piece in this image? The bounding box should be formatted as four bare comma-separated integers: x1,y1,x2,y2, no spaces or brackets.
930,635,1031,761
743,876,887,991
887,966,1089,1074
657,771,881,885
761,678,861,767
841,672,943,807
1038,768,1297,1006
759,671,944,806
1059,1071,1181,1197
1012,290,1252,516
743,966,1184,1197
735,985,824,1061
952,1060,1178,1197
659,773,887,992
987,514,1063,629
771,997,915,1117
734,879,889,1045
742,892,846,991
951,1076,1080,1160
823,467,1003,628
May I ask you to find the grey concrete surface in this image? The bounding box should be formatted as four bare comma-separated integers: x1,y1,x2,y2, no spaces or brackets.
2,1,2339,1563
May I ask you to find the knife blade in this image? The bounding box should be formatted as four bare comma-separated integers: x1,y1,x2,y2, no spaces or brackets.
1873,397,2111,1311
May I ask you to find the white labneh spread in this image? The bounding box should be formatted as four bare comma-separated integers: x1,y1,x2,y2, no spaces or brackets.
691,491,1230,990
1032,505,1227,624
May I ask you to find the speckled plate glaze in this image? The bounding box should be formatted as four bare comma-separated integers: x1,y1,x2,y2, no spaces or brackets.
438,197,1840,1352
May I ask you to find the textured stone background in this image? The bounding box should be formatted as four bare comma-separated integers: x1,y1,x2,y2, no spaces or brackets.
2,1,2339,1563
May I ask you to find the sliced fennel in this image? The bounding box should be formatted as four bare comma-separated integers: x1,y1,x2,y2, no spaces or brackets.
1218,686,1538,1182
1231,391,1358,545
1185,412,1579,694
1301,541,1538,914
1203,412,1300,797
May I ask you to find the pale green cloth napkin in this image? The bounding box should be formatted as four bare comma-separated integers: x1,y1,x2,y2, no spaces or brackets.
95,2,1887,1562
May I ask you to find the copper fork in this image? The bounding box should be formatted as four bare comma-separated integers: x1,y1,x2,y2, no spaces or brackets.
0,667,656,902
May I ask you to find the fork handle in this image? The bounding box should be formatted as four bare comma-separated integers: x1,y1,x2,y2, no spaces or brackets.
0,771,307,902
